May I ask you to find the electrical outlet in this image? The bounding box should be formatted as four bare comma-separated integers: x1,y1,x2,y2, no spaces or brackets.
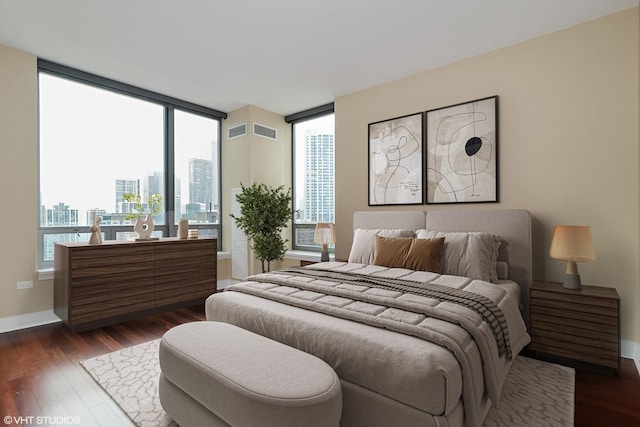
17,280,33,290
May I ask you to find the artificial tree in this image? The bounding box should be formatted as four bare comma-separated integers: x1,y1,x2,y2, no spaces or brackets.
231,182,294,273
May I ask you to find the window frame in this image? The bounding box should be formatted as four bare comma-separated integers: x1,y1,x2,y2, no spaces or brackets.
285,103,335,252
37,60,225,268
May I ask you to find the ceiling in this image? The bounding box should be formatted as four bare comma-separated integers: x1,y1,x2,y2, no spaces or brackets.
0,0,637,116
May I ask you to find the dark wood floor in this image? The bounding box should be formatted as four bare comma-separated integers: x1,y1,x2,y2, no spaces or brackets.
1,305,639,426
0,306,205,427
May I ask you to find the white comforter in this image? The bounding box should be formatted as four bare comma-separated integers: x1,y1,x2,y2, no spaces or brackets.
206,262,530,427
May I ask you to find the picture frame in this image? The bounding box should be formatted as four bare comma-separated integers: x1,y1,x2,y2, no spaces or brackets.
368,112,424,206
425,96,498,204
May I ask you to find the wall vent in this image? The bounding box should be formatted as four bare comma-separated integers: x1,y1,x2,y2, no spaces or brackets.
228,123,247,140
253,123,277,140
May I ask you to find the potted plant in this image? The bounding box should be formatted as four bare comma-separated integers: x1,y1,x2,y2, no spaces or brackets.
230,183,295,273
123,192,163,240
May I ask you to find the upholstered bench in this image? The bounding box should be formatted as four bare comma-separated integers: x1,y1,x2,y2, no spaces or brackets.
158,321,342,427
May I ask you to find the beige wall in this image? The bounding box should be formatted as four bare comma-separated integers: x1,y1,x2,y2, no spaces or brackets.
221,105,291,276
335,8,640,345
0,45,48,318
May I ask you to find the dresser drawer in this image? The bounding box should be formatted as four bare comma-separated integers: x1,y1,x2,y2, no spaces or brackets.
54,238,217,331
530,281,620,372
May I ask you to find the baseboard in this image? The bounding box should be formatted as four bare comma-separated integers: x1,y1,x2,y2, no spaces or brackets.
621,339,640,375
0,310,61,334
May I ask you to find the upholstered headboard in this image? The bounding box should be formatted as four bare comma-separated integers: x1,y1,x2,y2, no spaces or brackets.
352,210,427,231
352,209,533,325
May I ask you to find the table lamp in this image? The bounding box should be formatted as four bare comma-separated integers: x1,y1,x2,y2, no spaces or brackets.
314,222,336,262
549,225,596,290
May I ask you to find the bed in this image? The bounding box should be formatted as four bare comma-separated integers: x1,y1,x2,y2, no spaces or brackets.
205,209,532,427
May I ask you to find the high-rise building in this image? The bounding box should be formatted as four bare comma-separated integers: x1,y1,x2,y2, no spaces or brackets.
189,158,213,213
144,172,163,200
304,134,334,223
175,177,182,217
42,202,79,226
115,179,140,213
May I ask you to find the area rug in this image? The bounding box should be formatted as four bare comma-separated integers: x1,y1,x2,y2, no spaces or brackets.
81,339,575,427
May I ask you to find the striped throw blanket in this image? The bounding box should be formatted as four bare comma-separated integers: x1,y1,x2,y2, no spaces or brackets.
271,266,513,360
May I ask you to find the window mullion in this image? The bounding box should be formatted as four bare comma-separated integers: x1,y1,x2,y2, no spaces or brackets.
165,107,176,236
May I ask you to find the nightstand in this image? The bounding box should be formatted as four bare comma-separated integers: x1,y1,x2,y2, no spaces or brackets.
530,281,620,374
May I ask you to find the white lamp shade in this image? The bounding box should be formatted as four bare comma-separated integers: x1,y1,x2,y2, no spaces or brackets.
549,225,596,262
314,222,336,244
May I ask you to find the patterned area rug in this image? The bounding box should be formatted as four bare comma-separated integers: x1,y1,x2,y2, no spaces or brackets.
482,356,575,426
81,339,574,427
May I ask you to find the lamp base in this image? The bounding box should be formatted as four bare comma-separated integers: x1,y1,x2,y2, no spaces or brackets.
320,243,329,262
563,273,582,290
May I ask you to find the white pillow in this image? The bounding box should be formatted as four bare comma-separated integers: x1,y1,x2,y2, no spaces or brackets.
348,228,415,264
416,230,502,283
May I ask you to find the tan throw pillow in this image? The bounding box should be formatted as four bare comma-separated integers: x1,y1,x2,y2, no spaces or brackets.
373,235,444,273
373,235,412,268
404,237,445,273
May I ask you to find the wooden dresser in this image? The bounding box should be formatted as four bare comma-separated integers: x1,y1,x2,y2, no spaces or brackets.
54,237,217,331
530,280,620,373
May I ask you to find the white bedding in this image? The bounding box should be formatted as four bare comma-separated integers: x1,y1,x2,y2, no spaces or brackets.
495,280,522,303
206,262,530,427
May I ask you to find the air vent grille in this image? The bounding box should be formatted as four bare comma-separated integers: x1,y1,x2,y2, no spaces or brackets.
253,123,277,140
228,123,247,140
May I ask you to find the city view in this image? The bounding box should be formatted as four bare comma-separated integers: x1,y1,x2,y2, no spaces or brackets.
293,114,335,248
40,159,218,229
39,156,219,263
38,72,220,265
39,71,335,260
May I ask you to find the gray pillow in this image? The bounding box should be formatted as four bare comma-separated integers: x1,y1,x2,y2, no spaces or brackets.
416,230,501,283
348,228,415,264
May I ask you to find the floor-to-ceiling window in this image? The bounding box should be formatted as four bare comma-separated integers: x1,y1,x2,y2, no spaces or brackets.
287,104,335,251
37,60,224,268
173,109,220,234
